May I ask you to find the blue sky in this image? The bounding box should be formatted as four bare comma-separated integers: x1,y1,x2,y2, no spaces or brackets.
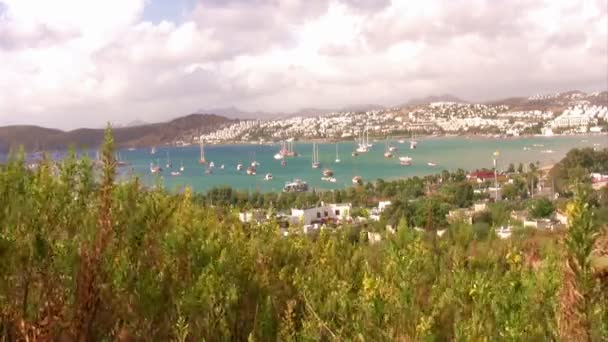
142,0,195,23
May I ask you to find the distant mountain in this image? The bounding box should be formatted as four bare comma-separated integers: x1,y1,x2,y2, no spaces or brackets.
125,119,148,127
198,106,282,119
486,90,608,111
0,114,236,153
404,94,467,106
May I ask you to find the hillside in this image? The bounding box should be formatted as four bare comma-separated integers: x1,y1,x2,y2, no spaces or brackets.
0,114,235,153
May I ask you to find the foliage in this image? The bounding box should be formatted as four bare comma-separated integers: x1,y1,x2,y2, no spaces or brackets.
529,197,556,219
0,129,605,340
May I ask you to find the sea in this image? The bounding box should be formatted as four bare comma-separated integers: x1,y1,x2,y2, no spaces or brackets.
113,135,606,193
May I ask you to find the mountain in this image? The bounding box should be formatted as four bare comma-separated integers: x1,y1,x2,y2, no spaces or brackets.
404,94,467,106
198,107,282,119
0,114,236,153
486,90,608,111
125,119,148,127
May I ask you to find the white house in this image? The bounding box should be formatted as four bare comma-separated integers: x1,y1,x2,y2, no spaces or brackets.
289,202,352,226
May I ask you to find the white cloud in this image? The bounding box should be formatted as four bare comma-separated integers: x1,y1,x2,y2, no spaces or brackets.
0,0,606,128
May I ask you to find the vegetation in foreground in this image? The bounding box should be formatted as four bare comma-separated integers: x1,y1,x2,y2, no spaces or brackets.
0,128,606,341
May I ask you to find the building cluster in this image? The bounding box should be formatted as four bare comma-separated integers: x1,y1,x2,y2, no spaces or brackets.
547,104,607,132
193,94,607,144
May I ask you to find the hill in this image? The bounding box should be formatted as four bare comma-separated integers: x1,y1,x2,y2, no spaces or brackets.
0,114,235,153
404,94,467,106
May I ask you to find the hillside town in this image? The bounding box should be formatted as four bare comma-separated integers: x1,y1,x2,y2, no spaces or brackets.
197,91,608,144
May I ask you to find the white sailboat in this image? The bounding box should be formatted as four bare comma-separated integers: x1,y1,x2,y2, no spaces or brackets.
335,144,341,163
312,142,321,169
410,131,417,149
150,146,156,155
165,151,172,169
383,140,393,158
355,130,369,153
198,140,207,164
179,162,184,172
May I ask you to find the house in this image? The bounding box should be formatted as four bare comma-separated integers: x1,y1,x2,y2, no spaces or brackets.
238,210,266,223
473,202,487,212
467,170,496,183
447,208,474,224
370,200,392,221
289,202,352,226
496,226,512,239
554,210,568,226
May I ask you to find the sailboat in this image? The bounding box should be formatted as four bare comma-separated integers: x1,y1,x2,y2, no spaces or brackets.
198,140,207,164
366,129,373,148
236,163,244,171
355,130,369,153
410,131,418,149
179,161,184,172
383,140,394,158
334,144,341,163
150,146,156,155
150,160,162,174
165,151,172,169
311,142,321,169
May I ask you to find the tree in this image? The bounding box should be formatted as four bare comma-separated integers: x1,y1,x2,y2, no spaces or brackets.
517,163,524,173
528,198,555,219
507,163,515,173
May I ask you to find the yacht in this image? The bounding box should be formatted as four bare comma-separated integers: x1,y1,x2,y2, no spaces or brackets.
311,142,321,169
399,156,412,166
322,169,334,177
246,166,257,175
321,176,337,183
264,173,273,181
383,140,393,158
335,144,341,163
236,163,244,171
150,162,162,174
410,140,417,149
198,140,207,164
165,152,172,169
283,179,309,192
427,162,437,167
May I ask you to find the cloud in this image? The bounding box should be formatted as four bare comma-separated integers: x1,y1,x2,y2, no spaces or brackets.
0,0,606,129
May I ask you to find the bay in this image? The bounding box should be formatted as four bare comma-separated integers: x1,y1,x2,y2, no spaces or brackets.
118,135,607,193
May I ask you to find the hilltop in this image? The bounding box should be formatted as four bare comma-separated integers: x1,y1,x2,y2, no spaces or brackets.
0,114,235,153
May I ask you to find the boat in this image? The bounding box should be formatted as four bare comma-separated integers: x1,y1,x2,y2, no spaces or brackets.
389,146,397,152
321,176,337,183
283,179,308,192
335,144,341,163
523,147,531,151
274,153,283,160
541,149,554,154
209,161,215,168
399,156,412,166
205,167,213,174
150,162,162,174
365,130,373,148
410,131,417,149
322,169,334,177
220,164,224,169
198,140,207,164
236,163,244,171
383,140,393,158
311,142,321,168
352,151,359,157
150,146,156,155
170,171,181,176
128,147,136,151
264,173,273,181
398,139,405,144
427,162,437,167
246,166,256,175
355,129,369,153
352,176,363,185
165,151,172,169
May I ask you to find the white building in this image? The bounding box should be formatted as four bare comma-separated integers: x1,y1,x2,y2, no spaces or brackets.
289,202,352,226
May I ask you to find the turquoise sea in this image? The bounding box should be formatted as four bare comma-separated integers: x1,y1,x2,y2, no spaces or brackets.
118,135,606,193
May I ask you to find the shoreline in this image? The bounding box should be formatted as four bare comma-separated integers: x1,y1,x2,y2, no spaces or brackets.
147,131,607,148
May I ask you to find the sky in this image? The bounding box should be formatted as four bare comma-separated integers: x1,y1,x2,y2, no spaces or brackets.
0,0,606,129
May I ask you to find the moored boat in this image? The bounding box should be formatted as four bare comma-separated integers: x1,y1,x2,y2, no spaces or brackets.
264,173,273,181
283,179,308,192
